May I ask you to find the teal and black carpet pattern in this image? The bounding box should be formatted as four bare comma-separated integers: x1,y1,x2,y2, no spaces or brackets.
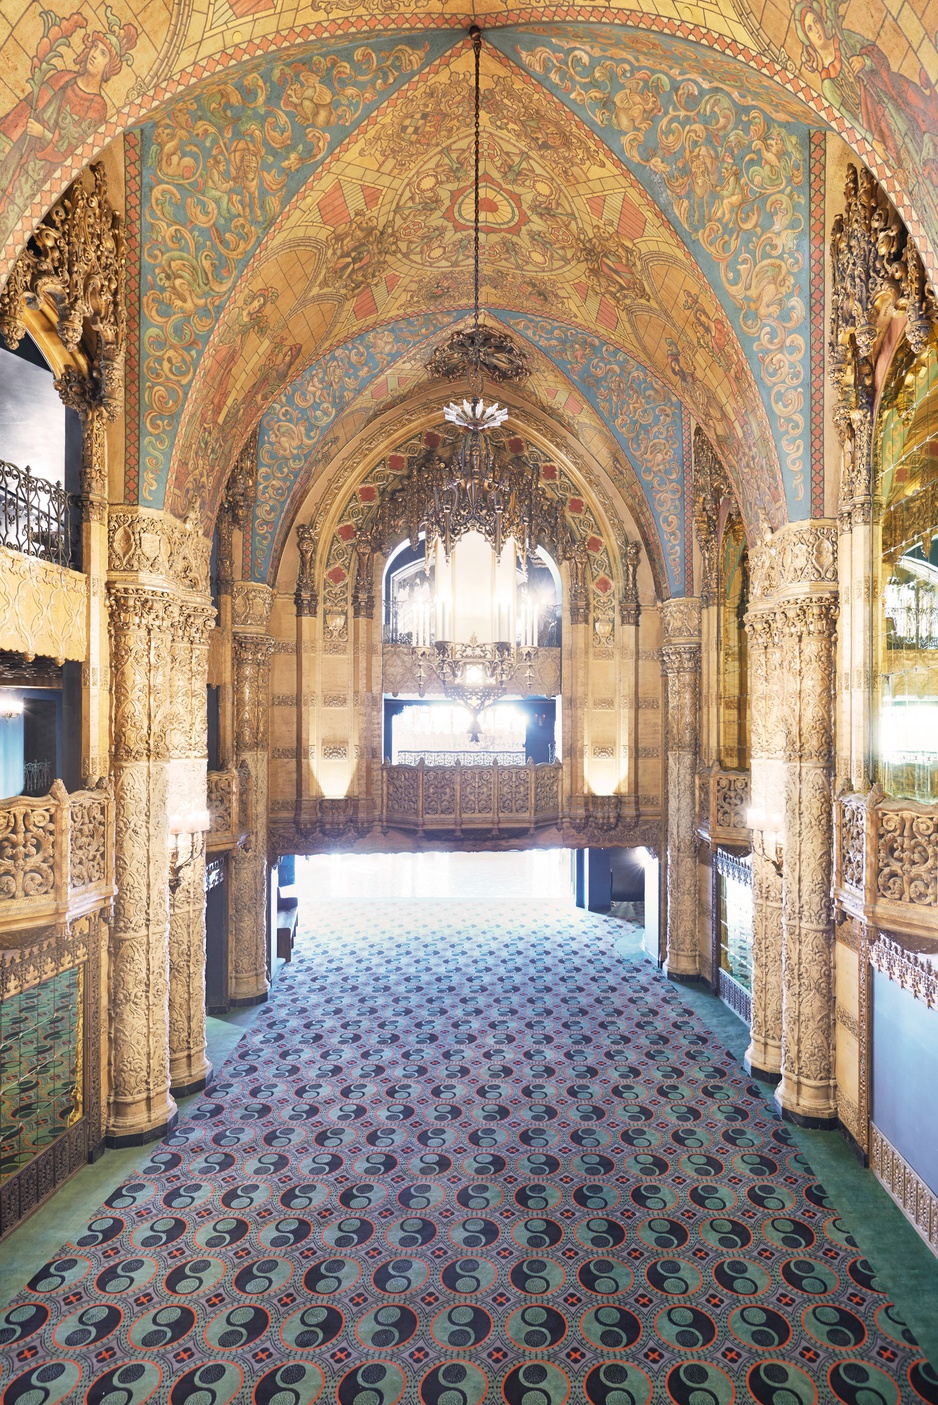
1,904,936,1404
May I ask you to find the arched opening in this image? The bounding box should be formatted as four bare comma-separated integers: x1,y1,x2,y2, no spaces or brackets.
874,328,938,802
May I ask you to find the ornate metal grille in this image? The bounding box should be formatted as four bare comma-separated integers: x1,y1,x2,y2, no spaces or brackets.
22,760,53,796
0,461,78,569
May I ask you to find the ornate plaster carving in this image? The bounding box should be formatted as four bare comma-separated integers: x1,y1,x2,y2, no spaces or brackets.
0,164,125,420
0,546,86,663
108,508,211,595
748,521,837,604
232,582,275,632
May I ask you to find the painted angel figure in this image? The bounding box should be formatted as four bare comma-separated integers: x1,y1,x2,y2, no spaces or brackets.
794,0,937,184
0,14,137,245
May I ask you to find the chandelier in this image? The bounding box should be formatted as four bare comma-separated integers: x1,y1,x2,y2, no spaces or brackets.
421,26,540,562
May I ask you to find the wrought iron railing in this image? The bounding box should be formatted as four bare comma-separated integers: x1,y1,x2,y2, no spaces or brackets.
0,460,79,568
22,760,53,796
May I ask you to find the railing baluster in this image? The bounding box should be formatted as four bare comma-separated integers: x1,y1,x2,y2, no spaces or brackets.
0,460,76,568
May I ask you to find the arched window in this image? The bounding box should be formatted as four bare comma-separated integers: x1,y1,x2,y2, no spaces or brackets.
874,329,938,802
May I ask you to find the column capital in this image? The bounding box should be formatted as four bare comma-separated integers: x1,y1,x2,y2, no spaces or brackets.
232,581,275,633
659,595,701,644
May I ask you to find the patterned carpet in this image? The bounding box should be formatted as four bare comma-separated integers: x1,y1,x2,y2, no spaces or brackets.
1,902,936,1405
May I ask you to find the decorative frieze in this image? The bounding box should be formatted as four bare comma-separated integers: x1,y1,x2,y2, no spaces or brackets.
0,546,87,663
870,1124,938,1254
869,935,938,1010
835,1003,860,1039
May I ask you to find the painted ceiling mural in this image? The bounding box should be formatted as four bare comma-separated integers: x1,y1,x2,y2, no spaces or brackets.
0,1,936,293
156,39,782,548
491,25,812,511
137,32,453,504
252,311,462,578
252,311,681,593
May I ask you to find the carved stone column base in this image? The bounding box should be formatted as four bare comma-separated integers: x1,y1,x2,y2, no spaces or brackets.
170,1067,213,1099
230,989,269,1008
170,1051,212,1098
664,963,704,983
745,1034,782,1082
775,1072,838,1128
105,1093,178,1148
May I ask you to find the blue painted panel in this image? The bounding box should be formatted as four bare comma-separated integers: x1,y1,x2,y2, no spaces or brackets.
872,968,938,1197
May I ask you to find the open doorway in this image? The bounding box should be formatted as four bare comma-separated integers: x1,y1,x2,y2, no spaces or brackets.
294,849,573,903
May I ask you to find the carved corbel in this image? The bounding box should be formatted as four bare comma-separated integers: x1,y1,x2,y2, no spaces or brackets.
568,542,590,625
352,530,378,620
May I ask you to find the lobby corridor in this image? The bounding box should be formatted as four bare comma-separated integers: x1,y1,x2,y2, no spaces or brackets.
1,894,935,1404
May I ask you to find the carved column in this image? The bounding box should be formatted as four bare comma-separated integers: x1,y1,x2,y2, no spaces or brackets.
106,584,175,1143
231,622,274,1004
744,609,784,1080
352,533,379,830
776,594,839,1124
619,542,641,799
55,372,111,785
660,597,701,979
565,544,590,819
295,523,319,830
167,600,215,1095
215,502,236,768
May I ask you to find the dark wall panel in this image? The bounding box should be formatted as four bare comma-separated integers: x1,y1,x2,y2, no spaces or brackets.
872,969,938,1196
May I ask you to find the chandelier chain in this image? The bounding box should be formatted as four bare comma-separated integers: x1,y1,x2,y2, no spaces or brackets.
471,25,482,379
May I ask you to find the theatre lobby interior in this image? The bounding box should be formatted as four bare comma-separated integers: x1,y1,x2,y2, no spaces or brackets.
3,0,938,1400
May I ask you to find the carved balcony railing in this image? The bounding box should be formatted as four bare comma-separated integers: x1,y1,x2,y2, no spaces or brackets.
381,759,562,836
0,461,78,569
699,765,750,847
207,766,248,852
382,643,561,700
0,780,113,931
835,789,938,935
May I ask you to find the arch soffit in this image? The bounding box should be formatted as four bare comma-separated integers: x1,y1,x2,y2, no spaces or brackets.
2,5,936,299
251,311,680,595
157,37,783,533
271,387,660,603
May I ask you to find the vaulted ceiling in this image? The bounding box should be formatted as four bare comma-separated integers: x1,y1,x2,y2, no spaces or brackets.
2,3,936,595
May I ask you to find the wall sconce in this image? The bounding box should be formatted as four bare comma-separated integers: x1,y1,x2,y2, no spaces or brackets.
746,806,784,876
594,617,613,642
0,694,23,720
325,611,346,637
168,809,211,896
